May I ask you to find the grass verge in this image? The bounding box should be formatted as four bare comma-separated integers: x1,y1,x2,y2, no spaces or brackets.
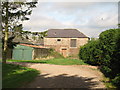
2,63,39,88
102,77,117,89
8,58,87,65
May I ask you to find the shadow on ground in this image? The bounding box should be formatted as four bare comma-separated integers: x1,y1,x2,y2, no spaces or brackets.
7,62,105,89
22,73,103,89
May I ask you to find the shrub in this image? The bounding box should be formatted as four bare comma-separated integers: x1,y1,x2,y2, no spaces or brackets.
49,48,64,58
99,29,120,78
79,39,103,66
100,66,112,77
79,28,120,88
112,74,120,88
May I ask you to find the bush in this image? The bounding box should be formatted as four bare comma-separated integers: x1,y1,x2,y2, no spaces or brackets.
112,74,120,88
79,28,120,88
100,66,112,77
49,48,64,58
99,28,120,81
79,39,103,66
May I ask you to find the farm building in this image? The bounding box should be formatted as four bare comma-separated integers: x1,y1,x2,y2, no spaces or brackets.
44,29,89,57
12,43,50,60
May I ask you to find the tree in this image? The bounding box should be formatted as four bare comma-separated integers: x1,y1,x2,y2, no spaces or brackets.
29,31,48,41
39,30,48,39
2,1,38,63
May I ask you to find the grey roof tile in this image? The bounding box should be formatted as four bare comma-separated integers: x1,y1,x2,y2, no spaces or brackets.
46,29,88,38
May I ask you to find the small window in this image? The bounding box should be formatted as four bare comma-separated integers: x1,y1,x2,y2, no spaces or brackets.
57,39,61,41
62,48,67,50
70,39,76,47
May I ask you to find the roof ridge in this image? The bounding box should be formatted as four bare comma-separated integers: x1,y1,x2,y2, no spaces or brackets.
49,29,78,30
46,29,88,38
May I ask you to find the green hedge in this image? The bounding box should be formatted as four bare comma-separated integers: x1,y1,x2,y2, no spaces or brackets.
79,28,120,87
79,39,102,65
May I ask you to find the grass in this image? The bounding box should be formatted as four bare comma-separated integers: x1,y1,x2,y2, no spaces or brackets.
8,58,87,65
50,50,64,58
2,63,40,88
102,77,117,89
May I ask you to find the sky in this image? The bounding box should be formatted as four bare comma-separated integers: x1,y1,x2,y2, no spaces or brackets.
22,1,118,38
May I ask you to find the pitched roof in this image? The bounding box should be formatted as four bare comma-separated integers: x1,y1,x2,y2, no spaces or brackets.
19,44,48,49
46,29,88,38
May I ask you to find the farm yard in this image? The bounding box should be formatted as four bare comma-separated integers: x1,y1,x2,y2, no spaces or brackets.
5,58,106,89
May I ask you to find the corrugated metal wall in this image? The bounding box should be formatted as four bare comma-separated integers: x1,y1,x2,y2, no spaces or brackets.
12,45,33,60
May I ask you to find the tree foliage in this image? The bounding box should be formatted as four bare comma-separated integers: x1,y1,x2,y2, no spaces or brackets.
79,28,120,87
2,1,38,62
2,1,37,32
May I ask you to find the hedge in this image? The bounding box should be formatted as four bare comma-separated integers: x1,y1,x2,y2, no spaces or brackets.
79,28,120,87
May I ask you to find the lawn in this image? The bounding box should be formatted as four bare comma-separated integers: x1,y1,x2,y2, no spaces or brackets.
8,58,87,65
2,63,39,88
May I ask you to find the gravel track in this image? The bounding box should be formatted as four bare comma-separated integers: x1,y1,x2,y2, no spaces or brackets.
9,62,106,89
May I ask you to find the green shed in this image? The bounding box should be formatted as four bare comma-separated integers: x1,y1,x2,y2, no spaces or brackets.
12,44,50,60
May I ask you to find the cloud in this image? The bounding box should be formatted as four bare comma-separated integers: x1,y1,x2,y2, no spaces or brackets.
22,2,118,37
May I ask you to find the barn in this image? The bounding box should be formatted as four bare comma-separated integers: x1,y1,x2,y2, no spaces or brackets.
44,29,89,57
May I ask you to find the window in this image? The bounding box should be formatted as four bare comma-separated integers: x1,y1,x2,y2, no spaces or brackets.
62,48,67,50
70,39,76,47
57,39,61,41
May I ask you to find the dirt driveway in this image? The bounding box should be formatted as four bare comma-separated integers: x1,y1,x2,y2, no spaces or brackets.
10,62,106,89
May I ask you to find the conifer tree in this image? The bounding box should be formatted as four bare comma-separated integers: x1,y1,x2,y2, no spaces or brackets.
2,0,38,63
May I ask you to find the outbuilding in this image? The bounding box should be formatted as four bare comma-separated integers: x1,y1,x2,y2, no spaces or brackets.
12,43,50,60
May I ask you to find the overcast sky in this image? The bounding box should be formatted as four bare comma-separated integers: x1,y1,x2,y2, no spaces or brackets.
23,1,118,38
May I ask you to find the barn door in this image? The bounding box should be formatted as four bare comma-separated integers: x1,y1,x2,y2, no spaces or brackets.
23,49,32,60
13,49,32,60
61,48,67,57
13,49,23,60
